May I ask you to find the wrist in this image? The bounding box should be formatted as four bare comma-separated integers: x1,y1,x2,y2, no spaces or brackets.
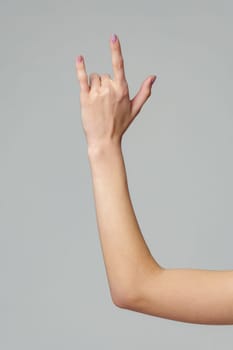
87,139,122,160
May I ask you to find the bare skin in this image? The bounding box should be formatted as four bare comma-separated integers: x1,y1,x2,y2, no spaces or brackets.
75,33,233,325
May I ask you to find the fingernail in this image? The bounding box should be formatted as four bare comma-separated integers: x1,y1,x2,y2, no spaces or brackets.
111,33,117,43
76,55,83,63
151,76,157,85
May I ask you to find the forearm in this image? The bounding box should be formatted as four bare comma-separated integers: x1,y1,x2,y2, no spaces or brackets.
136,268,233,325
87,140,163,306
87,142,233,324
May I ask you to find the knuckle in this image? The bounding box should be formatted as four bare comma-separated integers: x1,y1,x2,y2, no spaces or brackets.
116,90,127,102
146,87,151,97
121,83,129,96
101,74,111,79
89,72,98,79
113,57,124,70
101,86,111,95
78,72,86,82
116,83,128,100
89,90,99,102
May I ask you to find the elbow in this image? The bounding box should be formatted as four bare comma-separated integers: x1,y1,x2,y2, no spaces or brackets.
113,294,138,310
111,285,141,309
112,264,165,309
112,294,132,309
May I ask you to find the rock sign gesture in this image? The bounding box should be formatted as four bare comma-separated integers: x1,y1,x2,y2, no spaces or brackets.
74,34,233,326
75,33,156,149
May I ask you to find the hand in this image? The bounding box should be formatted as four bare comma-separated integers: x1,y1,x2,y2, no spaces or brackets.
76,34,156,149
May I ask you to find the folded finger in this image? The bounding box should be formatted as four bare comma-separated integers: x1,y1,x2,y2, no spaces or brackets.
89,73,101,90
100,74,112,85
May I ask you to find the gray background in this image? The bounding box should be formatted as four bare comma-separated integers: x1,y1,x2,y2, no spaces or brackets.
0,0,233,349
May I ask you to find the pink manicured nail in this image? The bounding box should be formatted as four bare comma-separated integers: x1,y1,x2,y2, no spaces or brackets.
111,34,117,43
151,76,157,85
76,55,83,63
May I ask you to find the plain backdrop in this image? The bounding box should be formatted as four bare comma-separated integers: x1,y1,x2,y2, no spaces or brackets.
0,0,233,349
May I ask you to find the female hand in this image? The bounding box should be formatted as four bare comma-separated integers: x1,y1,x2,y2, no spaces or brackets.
76,34,156,150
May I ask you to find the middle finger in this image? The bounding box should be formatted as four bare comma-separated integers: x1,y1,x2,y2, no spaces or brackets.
89,73,101,90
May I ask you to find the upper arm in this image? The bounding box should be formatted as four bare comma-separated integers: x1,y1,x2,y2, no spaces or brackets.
124,268,233,325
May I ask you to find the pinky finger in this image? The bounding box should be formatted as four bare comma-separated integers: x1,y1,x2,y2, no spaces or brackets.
76,55,89,93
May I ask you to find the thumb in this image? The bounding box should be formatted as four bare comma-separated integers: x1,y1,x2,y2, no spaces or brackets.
130,75,156,120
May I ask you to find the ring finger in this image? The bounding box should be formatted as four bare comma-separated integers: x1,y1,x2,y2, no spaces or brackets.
89,73,101,90
100,74,112,86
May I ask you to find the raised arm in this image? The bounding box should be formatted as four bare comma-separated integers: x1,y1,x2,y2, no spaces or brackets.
75,34,233,325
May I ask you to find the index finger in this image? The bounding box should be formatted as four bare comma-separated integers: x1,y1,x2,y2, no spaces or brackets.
110,34,127,84
76,55,90,94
